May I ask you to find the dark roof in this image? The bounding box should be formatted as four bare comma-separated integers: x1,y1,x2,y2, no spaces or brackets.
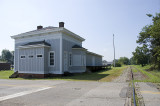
22,40,51,46
72,45,83,48
72,45,86,49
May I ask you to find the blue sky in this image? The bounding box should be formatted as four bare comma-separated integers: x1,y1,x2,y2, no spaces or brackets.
0,0,160,61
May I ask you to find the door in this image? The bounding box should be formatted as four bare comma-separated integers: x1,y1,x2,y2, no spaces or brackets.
64,52,68,72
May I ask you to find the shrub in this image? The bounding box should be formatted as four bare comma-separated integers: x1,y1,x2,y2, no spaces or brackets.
113,62,121,67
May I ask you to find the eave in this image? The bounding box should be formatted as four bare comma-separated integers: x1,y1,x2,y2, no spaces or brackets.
11,27,85,42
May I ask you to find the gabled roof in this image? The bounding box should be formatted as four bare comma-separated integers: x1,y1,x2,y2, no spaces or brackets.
11,26,85,42
21,40,51,46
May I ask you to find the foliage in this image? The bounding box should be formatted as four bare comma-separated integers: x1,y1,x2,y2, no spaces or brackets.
136,13,160,69
1,49,14,64
102,60,107,65
133,65,160,83
0,70,14,79
130,56,137,65
112,62,121,67
132,45,150,67
118,57,130,65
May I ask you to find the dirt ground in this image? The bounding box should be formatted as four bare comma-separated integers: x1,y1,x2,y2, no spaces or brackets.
112,67,132,82
131,67,148,81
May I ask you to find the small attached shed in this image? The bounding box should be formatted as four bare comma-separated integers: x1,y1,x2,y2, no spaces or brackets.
18,41,51,77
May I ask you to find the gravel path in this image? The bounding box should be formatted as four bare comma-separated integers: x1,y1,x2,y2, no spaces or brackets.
132,66,148,80
112,67,131,83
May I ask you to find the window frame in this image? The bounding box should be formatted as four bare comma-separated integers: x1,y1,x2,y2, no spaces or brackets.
49,51,55,67
20,55,26,59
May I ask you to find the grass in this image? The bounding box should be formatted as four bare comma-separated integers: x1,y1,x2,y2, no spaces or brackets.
131,85,139,106
0,70,14,79
132,65,160,83
132,68,138,73
0,66,127,82
98,66,127,82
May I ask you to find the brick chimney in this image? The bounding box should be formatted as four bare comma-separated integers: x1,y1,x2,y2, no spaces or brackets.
59,22,64,27
37,25,43,30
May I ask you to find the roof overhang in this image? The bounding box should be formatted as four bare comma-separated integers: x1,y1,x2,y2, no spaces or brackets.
62,28,85,42
11,28,62,39
72,48,88,51
18,44,50,49
11,27,85,42
86,51,103,57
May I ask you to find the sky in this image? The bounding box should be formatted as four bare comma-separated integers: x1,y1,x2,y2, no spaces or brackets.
0,0,160,61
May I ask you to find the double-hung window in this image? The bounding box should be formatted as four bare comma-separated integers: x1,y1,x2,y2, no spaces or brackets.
49,51,55,66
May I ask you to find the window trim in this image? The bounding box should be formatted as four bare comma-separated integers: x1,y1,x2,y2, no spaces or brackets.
49,51,55,67
20,55,26,59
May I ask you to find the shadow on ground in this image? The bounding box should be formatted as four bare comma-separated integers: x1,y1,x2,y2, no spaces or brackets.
23,69,111,81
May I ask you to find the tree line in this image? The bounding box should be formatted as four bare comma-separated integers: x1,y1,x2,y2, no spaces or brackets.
112,13,160,70
0,49,14,64
131,13,160,70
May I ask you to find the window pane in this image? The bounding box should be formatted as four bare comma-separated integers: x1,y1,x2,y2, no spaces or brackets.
50,52,54,66
21,56,25,58
37,55,42,57
29,55,33,58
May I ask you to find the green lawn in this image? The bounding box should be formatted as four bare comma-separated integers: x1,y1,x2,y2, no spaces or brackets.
132,65,160,83
0,66,127,82
0,70,14,79
98,66,127,82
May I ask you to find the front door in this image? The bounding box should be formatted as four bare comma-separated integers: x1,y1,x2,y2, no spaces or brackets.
64,52,68,72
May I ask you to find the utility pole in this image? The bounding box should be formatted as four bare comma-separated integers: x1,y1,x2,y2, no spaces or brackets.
113,34,115,67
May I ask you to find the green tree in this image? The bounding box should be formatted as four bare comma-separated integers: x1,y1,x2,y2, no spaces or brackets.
132,45,150,67
1,49,13,63
112,59,122,67
137,13,160,69
118,57,130,65
130,56,136,65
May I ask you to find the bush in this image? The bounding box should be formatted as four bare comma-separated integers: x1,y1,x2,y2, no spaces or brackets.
113,62,121,67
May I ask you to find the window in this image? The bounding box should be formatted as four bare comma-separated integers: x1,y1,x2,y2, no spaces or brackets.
49,51,55,66
69,53,72,66
37,54,43,58
29,55,33,58
73,55,81,66
20,55,25,59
